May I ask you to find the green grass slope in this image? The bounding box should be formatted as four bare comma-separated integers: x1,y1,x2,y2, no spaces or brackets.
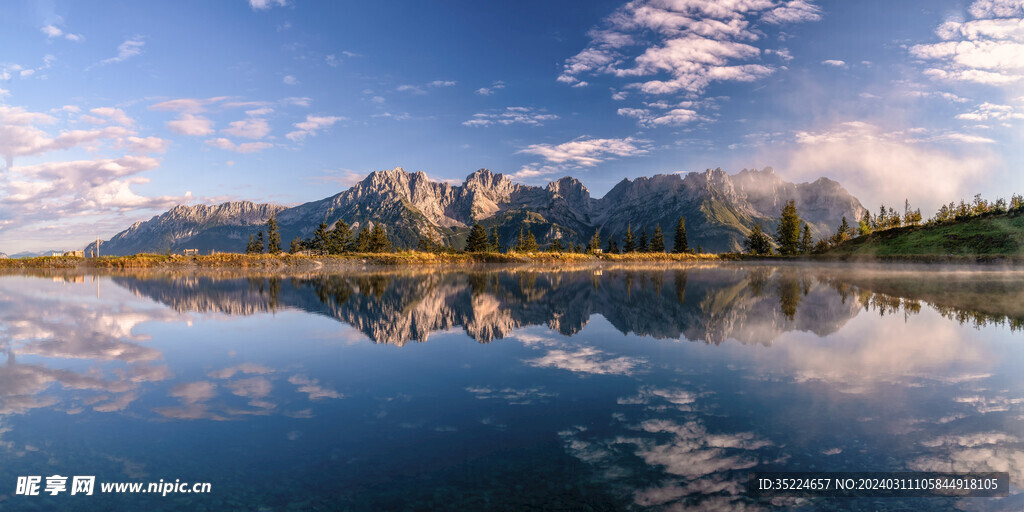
828,210,1024,256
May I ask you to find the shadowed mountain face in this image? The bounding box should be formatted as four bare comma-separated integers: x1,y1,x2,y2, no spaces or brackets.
89,167,865,255
112,266,873,346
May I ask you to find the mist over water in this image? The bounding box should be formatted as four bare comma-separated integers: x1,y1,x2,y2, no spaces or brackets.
0,263,1022,511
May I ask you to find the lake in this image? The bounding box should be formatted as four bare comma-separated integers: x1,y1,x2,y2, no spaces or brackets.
1,263,1022,511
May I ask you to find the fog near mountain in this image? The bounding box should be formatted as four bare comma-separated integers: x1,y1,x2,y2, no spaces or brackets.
89,167,865,255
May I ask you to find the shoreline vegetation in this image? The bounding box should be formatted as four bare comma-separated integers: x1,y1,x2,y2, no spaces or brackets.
4,249,1024,271
0,251,723,270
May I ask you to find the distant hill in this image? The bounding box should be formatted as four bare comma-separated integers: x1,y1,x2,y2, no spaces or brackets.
87,167,866,256
8,250,66,258
827,210,1024,256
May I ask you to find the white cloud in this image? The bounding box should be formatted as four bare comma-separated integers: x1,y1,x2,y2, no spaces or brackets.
282,75,298,85
398,80,457,94
955,101,1024,120
222,117,270,139
41,24,82,41
762,0,822,24
89,107,134,127
462,107,558,127
514,135,651,181
475,80,506,95
969,0,1024,18
288,375,342,400
249,0,287,10
557,0,821,97
526,347,646,375
167,113,215,136
98,37,145,66
519,136,651,167
122,136,170,154
396,84,425,94
821,59,847,67
150,96,229,113
617,107,703,127
151,97,231,136
281,96,312,107
41,25,62,38
285,115,343,141
0,106,144,167
911,2,1024,85
204,138,273,153
4,156,190,214
905,90,969,102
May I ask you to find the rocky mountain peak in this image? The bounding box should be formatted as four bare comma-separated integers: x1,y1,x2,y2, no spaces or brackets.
546,176,590,200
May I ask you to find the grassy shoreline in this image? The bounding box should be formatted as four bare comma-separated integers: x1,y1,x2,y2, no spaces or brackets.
6,249,1024,271
0,251,723,270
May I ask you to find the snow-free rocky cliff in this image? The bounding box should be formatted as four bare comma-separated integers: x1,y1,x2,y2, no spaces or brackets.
88,167,866,255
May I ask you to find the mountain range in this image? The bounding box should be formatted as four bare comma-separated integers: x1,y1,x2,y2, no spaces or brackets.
86,167,866,255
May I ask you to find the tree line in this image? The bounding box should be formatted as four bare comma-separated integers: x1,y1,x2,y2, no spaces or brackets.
745,192,1024,256
244,215,393,255
454,217,694,254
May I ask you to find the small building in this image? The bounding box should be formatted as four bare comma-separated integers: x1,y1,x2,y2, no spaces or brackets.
63,250,84,257
182,249,199,256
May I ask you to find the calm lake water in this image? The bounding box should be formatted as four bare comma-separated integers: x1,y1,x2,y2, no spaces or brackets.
1,263,1023,511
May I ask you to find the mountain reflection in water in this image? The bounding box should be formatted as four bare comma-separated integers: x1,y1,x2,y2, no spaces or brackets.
112,265,1024,345
0,264,1022,511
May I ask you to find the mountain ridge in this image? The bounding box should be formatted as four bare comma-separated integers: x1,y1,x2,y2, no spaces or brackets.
87,167,866,255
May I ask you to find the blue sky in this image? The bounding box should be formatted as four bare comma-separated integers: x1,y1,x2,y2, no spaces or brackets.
1,0,1023,252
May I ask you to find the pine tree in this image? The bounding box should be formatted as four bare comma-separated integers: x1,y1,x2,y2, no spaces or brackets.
245,234,257,254
744,223,772,255
289,237,302,254
522,231,538,252
623,224,636,253
673,217,688,253
549,238,563,252
774,199,801,256
858,212,873,236
368,223,391,253
354,226,370,252
514,226,526,252
638,227,649,252
329,220,352,254
312,222,330,255
650,225,665,252
255,230,265,254
489,226,500,253
799,223,813,254
587,228,601,253
465,223,489,252
830,217,852,245
266,215,281,254
611,240,619,254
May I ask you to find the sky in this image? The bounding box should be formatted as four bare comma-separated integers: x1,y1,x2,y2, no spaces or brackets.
1,0,1023,253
